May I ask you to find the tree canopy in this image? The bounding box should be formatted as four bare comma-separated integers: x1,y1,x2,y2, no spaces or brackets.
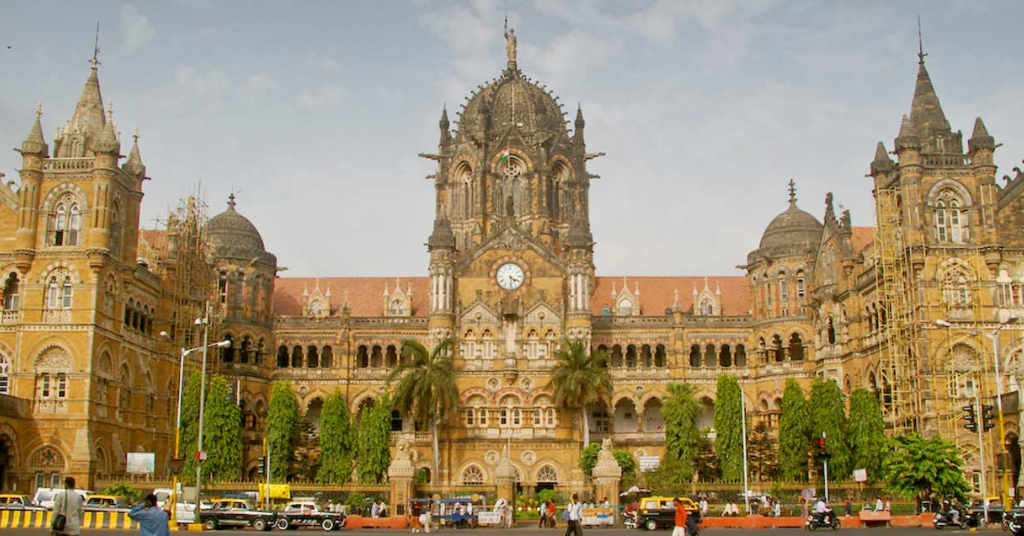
713,374,745,481
778,379,810,480
808,378,852,478
267,381,299,482
316,390,354,484
848,388,886,482
883,433,971,502
355,394,392,483
548,338,611,446
663,383,702,481
179,372,242,484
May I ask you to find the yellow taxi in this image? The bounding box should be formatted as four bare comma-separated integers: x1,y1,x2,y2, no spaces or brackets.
638,496,700,531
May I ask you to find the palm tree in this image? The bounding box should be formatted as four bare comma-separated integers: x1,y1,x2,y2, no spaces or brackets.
388,338,459,480
547,338,611,446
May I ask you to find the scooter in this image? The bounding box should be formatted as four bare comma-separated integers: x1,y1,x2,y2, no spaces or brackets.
1004,511,1024,536
805,511,840,531
933,508,967,530
623,512,637,529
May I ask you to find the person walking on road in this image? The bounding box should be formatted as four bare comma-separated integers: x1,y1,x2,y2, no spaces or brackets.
52,476,84,536
672,498,689,536
128,493,170,536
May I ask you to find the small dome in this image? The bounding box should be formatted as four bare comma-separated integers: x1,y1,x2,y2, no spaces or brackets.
757,182,822,257
209,194,266,259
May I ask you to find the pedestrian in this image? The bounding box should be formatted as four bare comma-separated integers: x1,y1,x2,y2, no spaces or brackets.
128,493,170,536
51,476,84,536
539,501,548,528
548,499,557,528
411,500,422,533
671,498,688,536
379,501,388,518
843,498,852,517
424,499,433,533
371,500,379,518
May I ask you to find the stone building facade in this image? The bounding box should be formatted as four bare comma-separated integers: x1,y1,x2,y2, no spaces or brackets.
2,35,1024,495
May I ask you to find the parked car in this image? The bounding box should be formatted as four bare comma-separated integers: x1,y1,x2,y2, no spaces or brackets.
198,499,275,531
32,488,90,510
637,496,700,531
0,494,45,510
83,494,131,512
275,501,345,531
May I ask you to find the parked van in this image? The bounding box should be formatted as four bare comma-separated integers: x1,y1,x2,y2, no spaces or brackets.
32,488,90,510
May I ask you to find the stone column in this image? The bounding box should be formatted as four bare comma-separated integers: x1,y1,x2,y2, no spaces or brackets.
388,441,415,519
495,445,517,524
591,438,623,526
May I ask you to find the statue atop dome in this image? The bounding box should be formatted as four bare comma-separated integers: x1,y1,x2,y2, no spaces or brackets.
504,21,517,68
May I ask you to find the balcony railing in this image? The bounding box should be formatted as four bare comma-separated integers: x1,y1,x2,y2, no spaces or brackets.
0,310,21,325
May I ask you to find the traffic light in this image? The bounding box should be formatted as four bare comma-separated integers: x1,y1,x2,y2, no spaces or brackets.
962,405,977,432
257,456,266,476
816,437,830,459
981,404,996,432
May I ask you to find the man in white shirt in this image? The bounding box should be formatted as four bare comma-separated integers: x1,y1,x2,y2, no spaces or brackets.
52,477,85,536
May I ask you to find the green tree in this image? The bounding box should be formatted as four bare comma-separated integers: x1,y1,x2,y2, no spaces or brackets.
778,379,810,480
645,454,690,496
103,482,140,502
808,378,852,478
662,383,702,481
316,390,354,484
179,372,242,484
883,433,971,502
614,449,638,488
578,442,601,476
267,381,299,482
847,388,886,483
695,433,719,482
389,338,459,480
747,420,779,481
355,394,392,483
713,374,745,481
547,338,611,446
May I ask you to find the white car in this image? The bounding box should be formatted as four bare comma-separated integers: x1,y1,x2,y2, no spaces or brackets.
32,488,90,510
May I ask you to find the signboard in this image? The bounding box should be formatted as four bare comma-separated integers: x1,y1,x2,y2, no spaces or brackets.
476,511,503,526
639,456,661,472
258,483,291,500
127,452,156,474
581,507,613,526
853,469,868,483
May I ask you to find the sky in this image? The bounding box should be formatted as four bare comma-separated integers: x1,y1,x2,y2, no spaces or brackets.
2,1,1023,279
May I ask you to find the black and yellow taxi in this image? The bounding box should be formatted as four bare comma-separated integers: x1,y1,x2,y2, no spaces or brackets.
637,497,700,531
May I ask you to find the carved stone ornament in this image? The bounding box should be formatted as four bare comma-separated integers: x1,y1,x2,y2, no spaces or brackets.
34,347,72,370
521,450,537,466
492,230,527,250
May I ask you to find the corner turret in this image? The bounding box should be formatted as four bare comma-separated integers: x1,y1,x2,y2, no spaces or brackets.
870,141,894,175
122,128,146,177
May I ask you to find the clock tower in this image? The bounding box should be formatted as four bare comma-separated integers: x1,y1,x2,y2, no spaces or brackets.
422,26,597,434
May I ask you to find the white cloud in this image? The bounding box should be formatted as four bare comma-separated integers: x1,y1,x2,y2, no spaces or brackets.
120,4,155,53
302,52,342,74
244,72,277,96
175,65,229,95
297,85,344,109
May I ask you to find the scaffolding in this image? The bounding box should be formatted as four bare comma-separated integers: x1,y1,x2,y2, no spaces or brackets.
873,185,925,435
164,188,216,350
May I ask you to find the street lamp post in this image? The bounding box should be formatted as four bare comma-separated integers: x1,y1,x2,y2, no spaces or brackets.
936,316,1019,514
195,304,211,509
740,392,750,515
160,325,230,526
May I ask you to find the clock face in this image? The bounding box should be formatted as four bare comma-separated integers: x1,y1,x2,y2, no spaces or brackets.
496,263,525,290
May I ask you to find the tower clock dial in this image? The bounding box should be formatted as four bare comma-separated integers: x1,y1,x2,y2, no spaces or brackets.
496,262,525,290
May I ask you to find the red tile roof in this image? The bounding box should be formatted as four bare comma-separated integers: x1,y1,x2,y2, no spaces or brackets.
272,275,753,318
590,276,751,316
273,277,430,317
851,227,875,255
138,229,169,260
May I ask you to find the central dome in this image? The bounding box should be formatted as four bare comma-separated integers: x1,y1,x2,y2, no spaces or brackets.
209,194,266,259
757,184,822,258
457,69,568,138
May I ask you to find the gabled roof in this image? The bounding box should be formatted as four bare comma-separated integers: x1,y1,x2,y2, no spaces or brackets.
850,227,875,256
273,277,430,317
591,276,751,316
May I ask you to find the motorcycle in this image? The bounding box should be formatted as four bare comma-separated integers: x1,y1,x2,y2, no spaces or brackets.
1004,511,1024,536
805,510,840,531
933,508,967,530
623,512,637,530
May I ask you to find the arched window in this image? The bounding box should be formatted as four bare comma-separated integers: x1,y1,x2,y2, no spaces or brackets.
719,345,732,367
109,201,122,258
0,355,10,394
618,298,633,316
321,345,332,368
49,194,82,246
789,334,805,360
291,345,302,368
2,273,20,310
357,345,369,368
942,268,972,307
46,275,73,310
690,345,701,368
462,465,485,485
655,345,667,367
537,465,559,483
221,335,235,363
735,344,747,367
704,344,716,368
526,330,540,359
934,191,969,243
700,298,714,316
307,346,319,368
277,345,288,368
481,330,496,359
826,318,836,345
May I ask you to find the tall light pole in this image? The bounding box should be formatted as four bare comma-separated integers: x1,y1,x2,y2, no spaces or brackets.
740,392,750,515
160,327,230,525
936,315,1019,511
195,303,212,506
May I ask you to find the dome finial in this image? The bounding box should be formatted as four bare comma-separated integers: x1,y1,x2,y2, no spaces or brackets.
503,16,518,70
227,192,237,211
788,179,797,207
917,15,927,66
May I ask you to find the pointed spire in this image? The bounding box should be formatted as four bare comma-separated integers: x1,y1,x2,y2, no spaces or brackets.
69,60,106,141
92,102,120,154
20,103,49,156
440,104,449,130
575,103,585,129
871,141,894,175
969,117,995,153
895,114,920,151
672,289,681,311
908,47,951,137
123,127,146,176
